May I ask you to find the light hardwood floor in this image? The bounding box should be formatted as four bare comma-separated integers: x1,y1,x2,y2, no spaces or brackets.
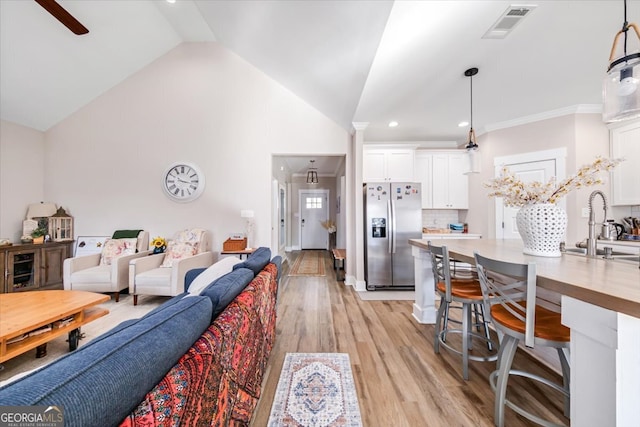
251,250,569,427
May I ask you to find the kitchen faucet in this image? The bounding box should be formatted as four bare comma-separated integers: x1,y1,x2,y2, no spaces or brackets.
587,190,608,257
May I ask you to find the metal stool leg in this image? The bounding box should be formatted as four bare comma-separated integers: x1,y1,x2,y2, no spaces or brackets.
462,302,471,380
493,335,519,427
475,303,494,351
434,298,447,353
558,347,571,418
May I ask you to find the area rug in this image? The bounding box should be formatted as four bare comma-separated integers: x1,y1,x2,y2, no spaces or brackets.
268,353,362,427
288,251,326,277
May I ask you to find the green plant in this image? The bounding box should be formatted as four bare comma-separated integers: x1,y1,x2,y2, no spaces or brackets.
31,227,47,238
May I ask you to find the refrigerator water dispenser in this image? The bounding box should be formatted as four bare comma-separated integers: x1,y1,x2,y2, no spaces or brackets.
371,218,386,238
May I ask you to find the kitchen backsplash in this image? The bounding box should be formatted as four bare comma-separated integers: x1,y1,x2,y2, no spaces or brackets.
631,206,640,216
422,209,464,229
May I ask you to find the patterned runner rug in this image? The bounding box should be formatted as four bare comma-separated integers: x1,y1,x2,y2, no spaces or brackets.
268,353,362,427
288,251,326,277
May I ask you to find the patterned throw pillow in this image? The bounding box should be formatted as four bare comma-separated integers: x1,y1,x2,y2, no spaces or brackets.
172,228,206,251
160,241,197,268
99,238,137,266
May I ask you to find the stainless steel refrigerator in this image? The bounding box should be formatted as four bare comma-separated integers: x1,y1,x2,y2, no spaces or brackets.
364,182,422,290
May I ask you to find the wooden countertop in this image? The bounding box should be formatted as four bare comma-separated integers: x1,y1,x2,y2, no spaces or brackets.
409,238,640,318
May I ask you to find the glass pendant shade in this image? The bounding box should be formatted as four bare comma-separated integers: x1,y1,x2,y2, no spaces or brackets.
306,170,318,184
464,128,481,175
603,20,640,123
306,160,319,184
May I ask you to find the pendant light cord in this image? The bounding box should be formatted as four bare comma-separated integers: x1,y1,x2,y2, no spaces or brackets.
469,73,474,132
622,0,628,55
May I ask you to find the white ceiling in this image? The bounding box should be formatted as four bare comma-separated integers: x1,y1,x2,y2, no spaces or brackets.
1,0,638,175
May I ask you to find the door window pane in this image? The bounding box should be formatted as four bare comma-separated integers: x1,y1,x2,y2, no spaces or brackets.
305,197,322,209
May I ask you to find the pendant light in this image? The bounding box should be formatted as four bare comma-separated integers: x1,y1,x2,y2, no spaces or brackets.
306,160,319,184
463,67,481,175
603,0,640,123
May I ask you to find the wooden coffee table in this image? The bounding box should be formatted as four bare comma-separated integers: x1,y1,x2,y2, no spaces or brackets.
0,290,109,363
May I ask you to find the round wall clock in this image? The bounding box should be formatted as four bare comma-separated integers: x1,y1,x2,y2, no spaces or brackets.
162,162,205,202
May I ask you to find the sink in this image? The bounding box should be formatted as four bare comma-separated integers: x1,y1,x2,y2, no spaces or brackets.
563,247,640,264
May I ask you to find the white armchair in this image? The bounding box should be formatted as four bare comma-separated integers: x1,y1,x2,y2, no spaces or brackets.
129,229,215,305
63,231,150,302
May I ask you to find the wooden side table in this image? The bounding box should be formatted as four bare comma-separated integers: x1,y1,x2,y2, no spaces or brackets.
221,249,256,260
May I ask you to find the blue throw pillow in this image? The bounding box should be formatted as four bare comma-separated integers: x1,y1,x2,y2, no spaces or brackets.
201,267,254,321
232,246,271,276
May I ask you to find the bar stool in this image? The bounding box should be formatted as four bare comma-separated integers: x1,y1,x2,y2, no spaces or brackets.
428,242,497,380
474,252,570,427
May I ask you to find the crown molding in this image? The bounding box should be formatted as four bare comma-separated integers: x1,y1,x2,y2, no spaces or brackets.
352,122,369,131
483,104,603,134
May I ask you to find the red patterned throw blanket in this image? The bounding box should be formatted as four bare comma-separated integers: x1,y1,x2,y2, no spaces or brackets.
120,263,279,426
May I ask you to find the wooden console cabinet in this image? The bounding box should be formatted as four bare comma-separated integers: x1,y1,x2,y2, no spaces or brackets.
1,241,73,293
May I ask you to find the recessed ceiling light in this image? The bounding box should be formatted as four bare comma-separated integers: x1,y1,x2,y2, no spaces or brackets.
388,121,399,127
166,0,176,4
458,121,469,127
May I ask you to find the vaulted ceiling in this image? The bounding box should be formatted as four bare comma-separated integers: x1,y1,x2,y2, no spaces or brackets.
1,1,637,155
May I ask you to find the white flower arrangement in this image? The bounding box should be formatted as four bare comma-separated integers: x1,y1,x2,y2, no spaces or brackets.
484,156,622,207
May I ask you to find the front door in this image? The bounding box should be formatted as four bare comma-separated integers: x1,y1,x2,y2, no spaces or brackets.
300,191,329,249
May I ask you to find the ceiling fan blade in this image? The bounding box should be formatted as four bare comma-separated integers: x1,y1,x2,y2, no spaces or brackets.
35,0,89,35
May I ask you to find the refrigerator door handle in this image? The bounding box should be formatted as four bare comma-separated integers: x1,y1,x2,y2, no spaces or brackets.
391,199,397,253
387,200,393,254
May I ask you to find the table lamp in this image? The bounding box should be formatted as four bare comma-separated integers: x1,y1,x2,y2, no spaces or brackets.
241,210,255,250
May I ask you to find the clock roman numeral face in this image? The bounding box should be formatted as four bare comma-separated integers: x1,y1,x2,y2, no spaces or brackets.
162,163,205,202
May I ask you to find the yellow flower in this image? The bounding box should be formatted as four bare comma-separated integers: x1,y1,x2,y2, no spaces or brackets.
151,236,167,248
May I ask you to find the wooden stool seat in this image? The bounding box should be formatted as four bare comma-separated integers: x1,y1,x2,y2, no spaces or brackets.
491,302,570,342
437,280,485,299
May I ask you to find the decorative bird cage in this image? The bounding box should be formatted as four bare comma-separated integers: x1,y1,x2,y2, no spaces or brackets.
48,207,74,241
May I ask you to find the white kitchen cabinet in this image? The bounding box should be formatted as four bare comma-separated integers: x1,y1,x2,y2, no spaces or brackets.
414,153,433,208
610,120,640,206
431,152,469,209
363,148,415,182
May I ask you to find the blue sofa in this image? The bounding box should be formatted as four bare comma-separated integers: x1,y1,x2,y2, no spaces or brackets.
0,247,281,427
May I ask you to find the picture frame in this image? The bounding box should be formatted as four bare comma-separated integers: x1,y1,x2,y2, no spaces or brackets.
336,196,341,214
74,236,109,257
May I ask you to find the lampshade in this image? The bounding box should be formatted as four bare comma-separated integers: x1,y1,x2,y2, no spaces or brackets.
603,0,640,123
463,67,481,175
240,209,255,249
26,202,57,219
306,160,319,184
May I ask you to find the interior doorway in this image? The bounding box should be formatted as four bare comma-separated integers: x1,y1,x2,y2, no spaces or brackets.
279,184,286,251
494,148,567,239
299,189,329,249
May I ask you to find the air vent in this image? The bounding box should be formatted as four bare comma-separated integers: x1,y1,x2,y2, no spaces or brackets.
483,4,537,39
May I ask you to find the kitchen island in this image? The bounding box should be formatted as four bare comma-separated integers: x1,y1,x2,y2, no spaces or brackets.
409,238,640,427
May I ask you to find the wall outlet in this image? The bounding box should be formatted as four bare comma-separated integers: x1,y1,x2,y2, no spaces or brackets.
581,207,590,218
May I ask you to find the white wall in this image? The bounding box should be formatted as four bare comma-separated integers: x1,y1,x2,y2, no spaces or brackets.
468,113,613,245
1,43,349,251
0,120,46,242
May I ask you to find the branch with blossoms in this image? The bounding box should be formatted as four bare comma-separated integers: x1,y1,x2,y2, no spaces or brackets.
484,156,622,207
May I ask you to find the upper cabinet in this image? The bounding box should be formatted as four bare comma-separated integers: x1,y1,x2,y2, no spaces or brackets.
414,152,433,208
430,152,469,209
363,148,415,182
610,120,640,206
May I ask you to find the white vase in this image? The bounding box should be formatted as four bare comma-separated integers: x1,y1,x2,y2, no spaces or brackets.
516,203,567,257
